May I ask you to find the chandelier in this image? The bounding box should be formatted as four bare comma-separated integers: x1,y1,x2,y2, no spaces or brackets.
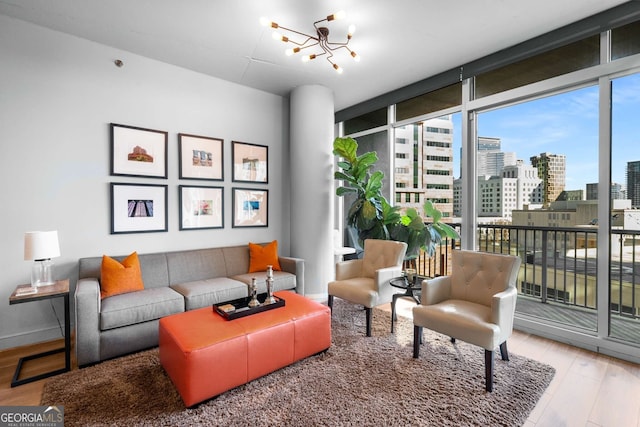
260,11,360,74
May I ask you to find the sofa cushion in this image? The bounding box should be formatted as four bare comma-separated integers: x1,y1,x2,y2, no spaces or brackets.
171,277,249,310
248,240,282,272
166,248,227,285
100,287,184,331
79,252,170,289
230,271,296,294
100,252,145,299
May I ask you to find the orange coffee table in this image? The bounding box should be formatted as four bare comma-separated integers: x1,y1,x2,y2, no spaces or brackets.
159,290,331,407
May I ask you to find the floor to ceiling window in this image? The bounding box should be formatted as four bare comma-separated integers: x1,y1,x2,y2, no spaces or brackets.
477,86,600,332
610,72,640,345
337,11,640,363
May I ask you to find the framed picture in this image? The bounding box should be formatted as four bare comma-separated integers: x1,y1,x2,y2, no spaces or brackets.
178,133,224,180
110,123,168,178
179,185,224,230
110,183,168,234
232,141,268,183
232,188,268,228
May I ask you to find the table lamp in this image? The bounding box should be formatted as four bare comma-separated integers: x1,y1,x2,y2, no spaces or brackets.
24,230,60,287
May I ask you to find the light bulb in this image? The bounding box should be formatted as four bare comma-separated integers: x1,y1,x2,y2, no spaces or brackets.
348,24,356,36
260,17,278,28
286,48,300,56
272,32,288,42
327,10,346,21
333,63,343,74
302,54,317,62
351,51,360,62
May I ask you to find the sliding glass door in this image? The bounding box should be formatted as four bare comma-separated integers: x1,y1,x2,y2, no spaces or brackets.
477,86,600,332
610,72,640,345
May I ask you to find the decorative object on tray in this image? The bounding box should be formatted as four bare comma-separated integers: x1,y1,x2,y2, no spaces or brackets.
248,277,260,308
265,265,277,304
213,293,285,320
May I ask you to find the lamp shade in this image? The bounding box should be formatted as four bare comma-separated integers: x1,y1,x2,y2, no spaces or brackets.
24,231,60,261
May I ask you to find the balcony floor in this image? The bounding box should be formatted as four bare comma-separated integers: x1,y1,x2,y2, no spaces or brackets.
516,296,640,344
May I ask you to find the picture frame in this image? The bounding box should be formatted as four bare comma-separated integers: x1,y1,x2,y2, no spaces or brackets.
110,183,168,234
232,141,268,183
179,185,224,230
232,187,268,228
110,123,168,178
178,133,224,181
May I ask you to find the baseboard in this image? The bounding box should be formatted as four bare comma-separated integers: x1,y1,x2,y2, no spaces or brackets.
0,326,67,351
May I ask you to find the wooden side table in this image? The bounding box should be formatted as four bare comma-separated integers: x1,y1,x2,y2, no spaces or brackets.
9,279,71,387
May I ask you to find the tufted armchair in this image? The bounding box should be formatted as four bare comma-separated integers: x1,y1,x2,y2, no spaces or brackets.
328,239,407,336
412,249,521,391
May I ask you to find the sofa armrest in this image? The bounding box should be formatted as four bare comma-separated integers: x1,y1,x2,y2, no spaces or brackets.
335,259,363,280
74,277,102,367
421,275,452,305
279,256,305,295
491,286,518,336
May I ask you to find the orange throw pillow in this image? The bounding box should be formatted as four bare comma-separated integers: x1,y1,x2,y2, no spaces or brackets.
100,252,145,299
248,240,282,273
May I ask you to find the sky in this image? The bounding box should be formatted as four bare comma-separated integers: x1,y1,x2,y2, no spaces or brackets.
451,73,640,192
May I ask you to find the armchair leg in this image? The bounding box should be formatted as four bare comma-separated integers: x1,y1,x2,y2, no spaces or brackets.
365,307,372,337
413,326,422,358
499,341,509,361
328,295,333,313
485,349,494,392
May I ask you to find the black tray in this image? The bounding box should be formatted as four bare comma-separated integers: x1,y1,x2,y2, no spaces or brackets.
213,293,285,320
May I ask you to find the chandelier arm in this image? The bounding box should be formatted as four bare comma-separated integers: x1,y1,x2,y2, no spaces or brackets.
276,25,319,45
324,40,350,49
285,36,318,47
312,18,329,28
325,44,353,54
298,42,321,52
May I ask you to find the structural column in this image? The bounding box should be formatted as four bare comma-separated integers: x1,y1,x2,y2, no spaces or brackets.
290,85,334,301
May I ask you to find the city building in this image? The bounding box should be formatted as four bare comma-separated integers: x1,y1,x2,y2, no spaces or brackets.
476,137,517,177
394,118,454,220
530,152,566,207
586,182,625,200
626,160,640,207
453,160,543,220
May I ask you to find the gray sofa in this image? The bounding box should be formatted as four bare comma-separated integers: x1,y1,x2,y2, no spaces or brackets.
75,244,304,367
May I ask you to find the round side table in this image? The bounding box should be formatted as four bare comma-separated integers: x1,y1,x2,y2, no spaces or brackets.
389,275,424,333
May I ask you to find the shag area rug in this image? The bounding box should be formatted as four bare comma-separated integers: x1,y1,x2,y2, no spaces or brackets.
42,300,555,426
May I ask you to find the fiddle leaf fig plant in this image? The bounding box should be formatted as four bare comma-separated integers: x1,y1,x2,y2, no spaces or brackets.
334,136,459,259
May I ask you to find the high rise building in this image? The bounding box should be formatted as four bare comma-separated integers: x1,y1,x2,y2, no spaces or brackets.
530,152,566,207
626,161,640,207
394,117,454,220
422,117,454,220
475,137,517,177
585,182,625,200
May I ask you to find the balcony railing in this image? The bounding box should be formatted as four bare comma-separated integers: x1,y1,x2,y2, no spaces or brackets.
414,223,640,342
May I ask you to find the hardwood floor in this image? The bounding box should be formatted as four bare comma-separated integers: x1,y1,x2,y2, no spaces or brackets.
1,300,639,426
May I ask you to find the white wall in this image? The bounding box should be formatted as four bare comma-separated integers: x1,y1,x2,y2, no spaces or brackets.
0,15,291,349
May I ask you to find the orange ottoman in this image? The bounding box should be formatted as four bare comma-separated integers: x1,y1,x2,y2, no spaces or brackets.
159,291,331,407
